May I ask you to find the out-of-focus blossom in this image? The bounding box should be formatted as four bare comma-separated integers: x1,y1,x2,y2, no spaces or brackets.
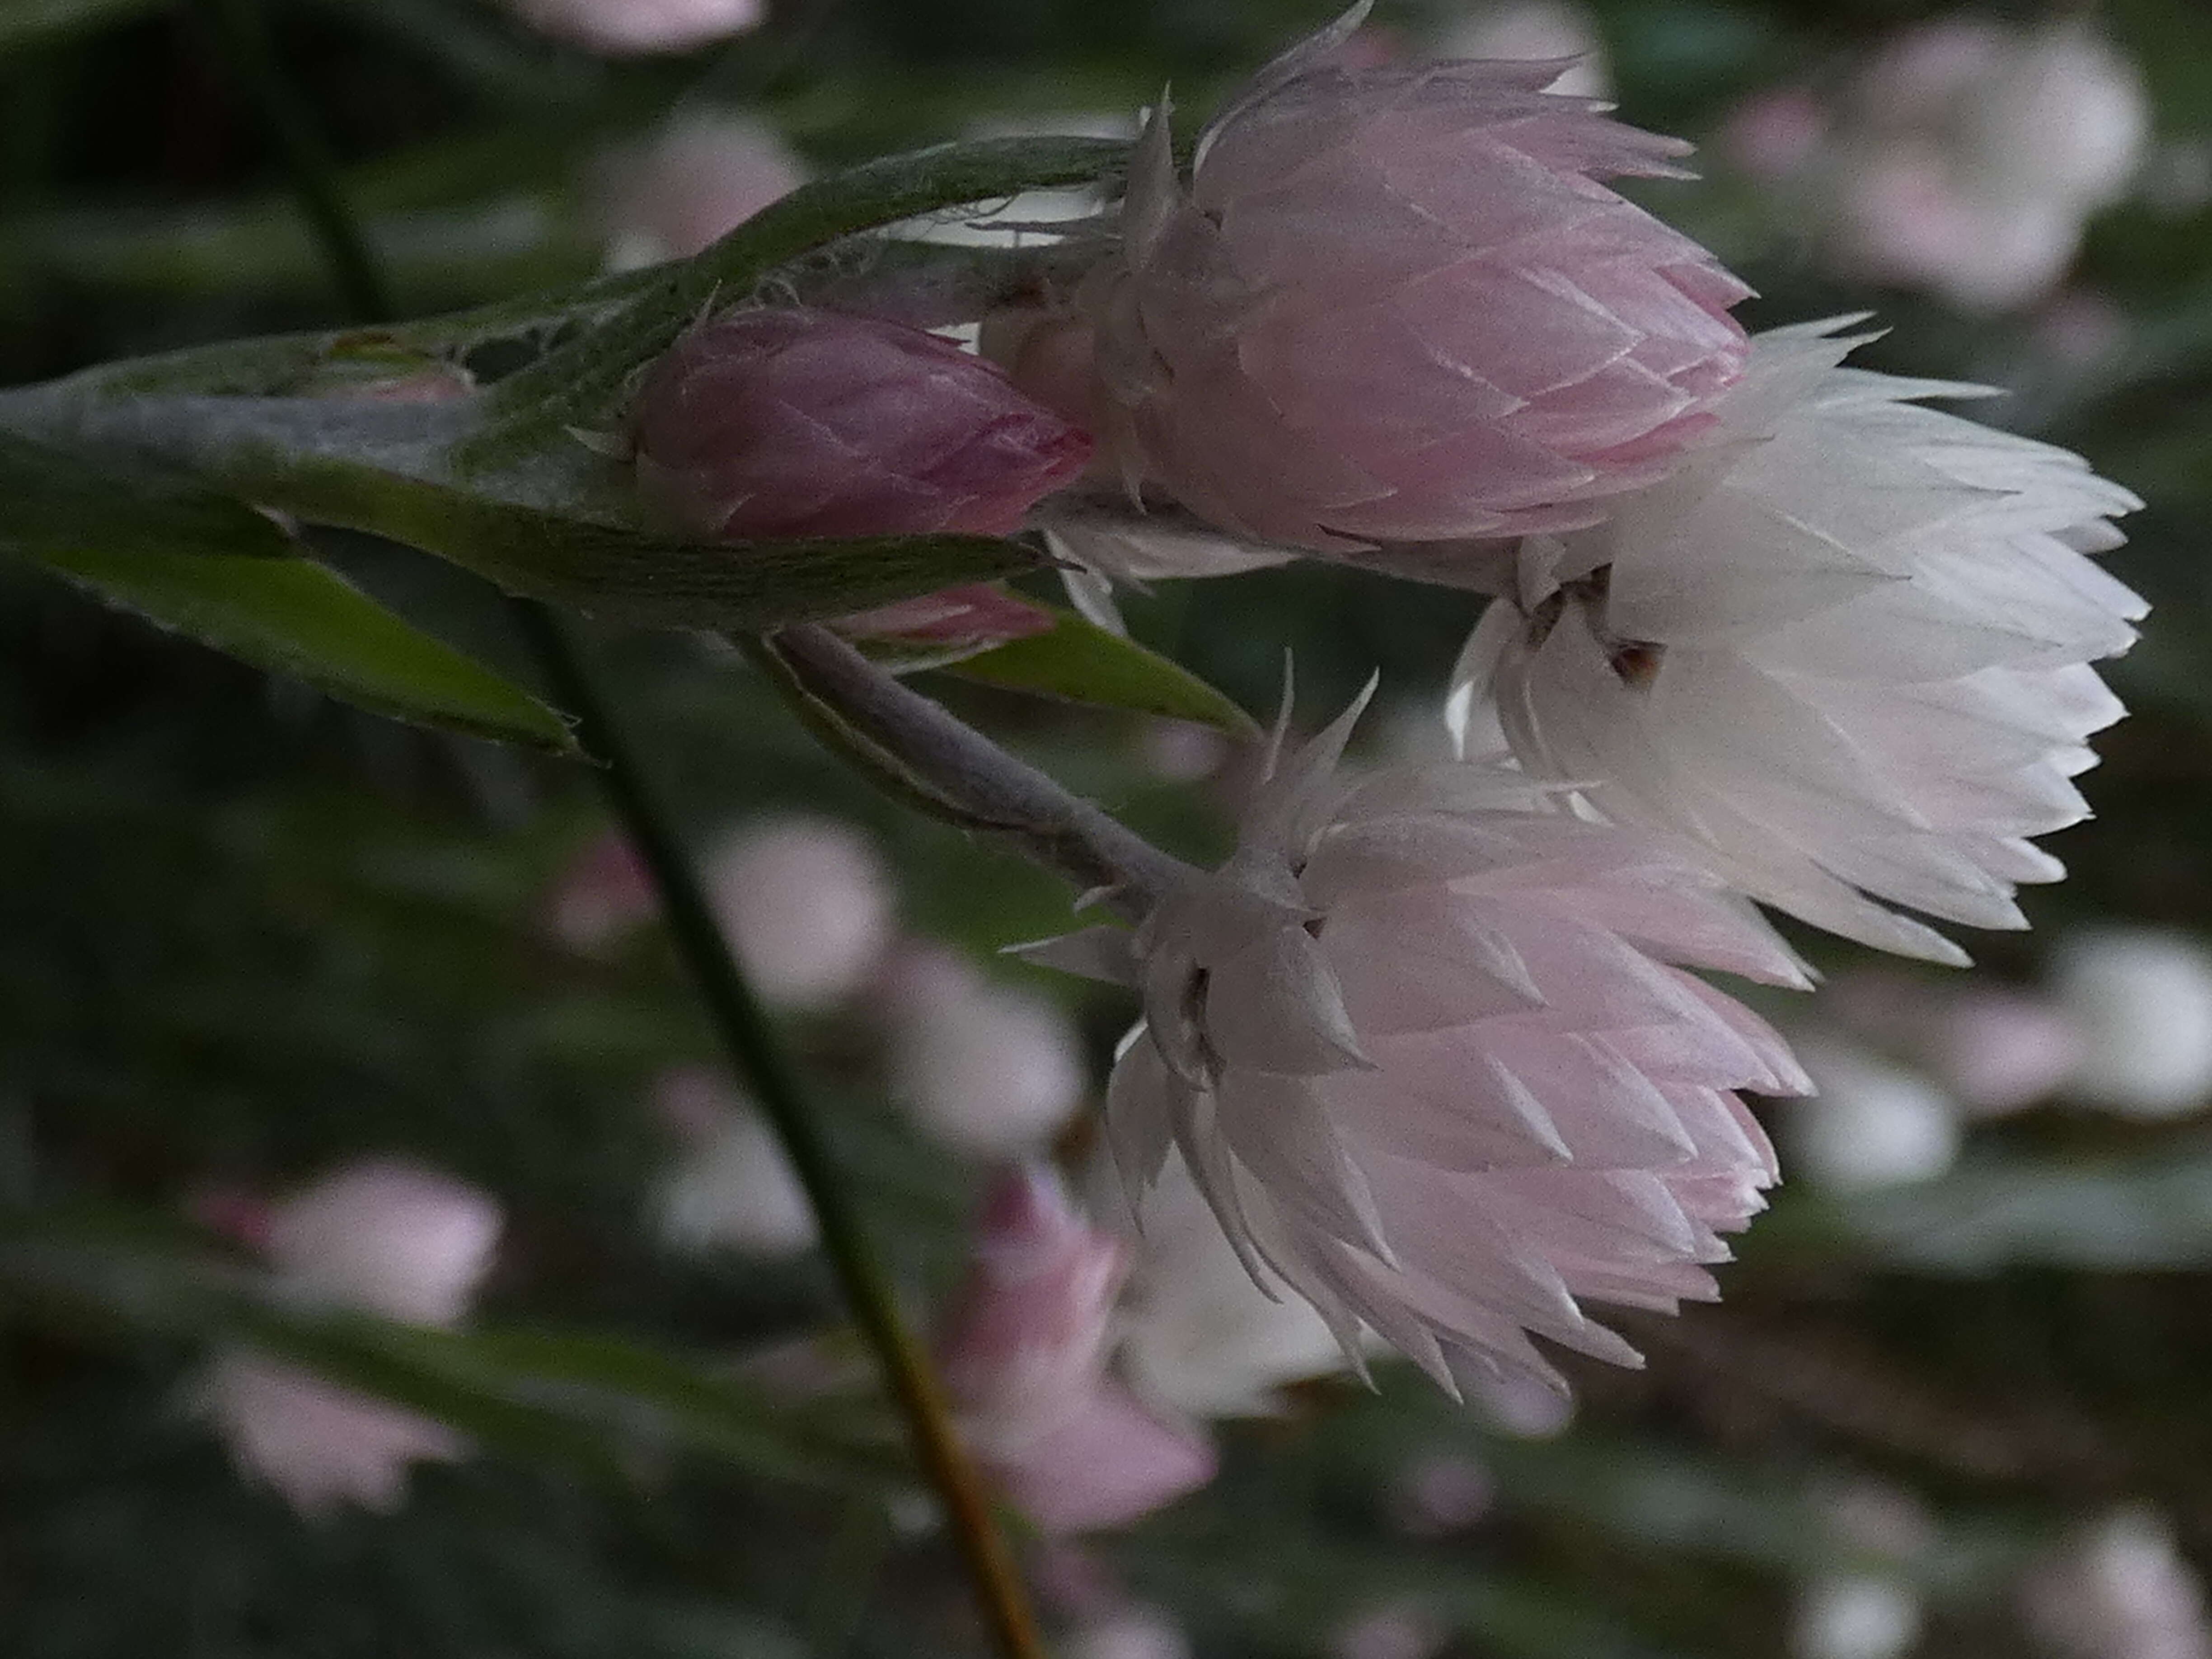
938,1167,1215,1533
2021,1509,2212,1659
1457,320,2144,965
649,1067,817,1259
1823,970,2082,1115
594,113,804,268
1038,686,1808,1401
1826,21,2149,311
547,831,656,953
1926,988,2085,1115
1082,9,1748,553
1718,85,1827,181
1793,1575,1923,1659
2036,291,2130,371
701,815,894,1011
499,0,764,56
1388,1453,1495,1536
2050,927,2212,1118
197,1162,501,1514
262,1160,502,1326
1781,1042,1961,1192
632,309,1092,541
1096,1147,1354,1418
1332,1604,1448,1659
881,947,1088,1155
1435,1,1608,99
1062,1609,1193,1659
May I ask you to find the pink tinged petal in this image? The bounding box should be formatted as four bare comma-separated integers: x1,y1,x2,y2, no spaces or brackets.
1107,1026,1183,1193
1328,1030,1573,1171
987,1384,1217,1534
1010,925,1140,987
1203,926,1375,1075
834,584,1054,650
1215,1069,1396,1261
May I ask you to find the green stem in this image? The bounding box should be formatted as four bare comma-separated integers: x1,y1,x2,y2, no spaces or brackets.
516,607,1045,1659
189,0,396,323
190,16,1046,1656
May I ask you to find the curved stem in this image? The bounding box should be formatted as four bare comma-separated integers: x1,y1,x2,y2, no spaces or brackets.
515,607,1045,1659
767,623,1193,923
193,18,1047,1656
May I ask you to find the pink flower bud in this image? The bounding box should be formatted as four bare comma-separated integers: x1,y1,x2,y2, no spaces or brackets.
631,309,1093,541
1084,21,1749,552
833,583,1055,655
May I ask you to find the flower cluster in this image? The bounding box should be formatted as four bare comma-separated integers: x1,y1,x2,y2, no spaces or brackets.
621,5,2146,1407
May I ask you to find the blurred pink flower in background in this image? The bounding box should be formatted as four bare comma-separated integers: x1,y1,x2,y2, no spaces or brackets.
500,0,764,56
594,112,806,267
701,815,895,1011
1332,1603,1448,1659
937,1167,1215,1533
1457,320,2144,965
1082,10,1748,553
2050,927,2212,1118
1779,1040,1962,1193
1792,1576,1923,1659
1040,687,1809,1402
1766,19,2151,312
648,1066,817,1258
879,946,1088,1155
2020,1509,2212,1659
1387,1453,1495,1537
547,830,656,953
197,1161,501,1514
631,308,1092,541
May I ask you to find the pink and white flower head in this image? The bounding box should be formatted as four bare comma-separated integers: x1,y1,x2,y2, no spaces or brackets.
1034,685,1808,1402
880,946,1088,1155
1455,319,2145,965
701,815,894,1011
198,1161,501,1514
631,308,1092,542
500,0,764,56
937,1167,1216,1533
1082,4,1749,554
594,113,805,267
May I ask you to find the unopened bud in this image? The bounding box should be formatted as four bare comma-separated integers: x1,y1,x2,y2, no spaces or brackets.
632,309,1092,541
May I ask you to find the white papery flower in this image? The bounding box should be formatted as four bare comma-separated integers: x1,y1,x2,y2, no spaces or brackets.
881,947,1087,1155
1035,687,1809,1399
1456,319,2145,966
703,815,895,1011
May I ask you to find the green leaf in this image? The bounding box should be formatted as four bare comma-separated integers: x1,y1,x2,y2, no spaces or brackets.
939,604,1260,735
253,450,1042,631
466,133,1133,468
0,429,295,562
0,0,161,49
0,1207,902,1491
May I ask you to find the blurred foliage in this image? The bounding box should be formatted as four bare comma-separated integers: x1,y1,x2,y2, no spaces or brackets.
8,0,2212,1657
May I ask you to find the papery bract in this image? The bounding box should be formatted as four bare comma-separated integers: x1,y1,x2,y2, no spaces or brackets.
1082,9,1749,553
1457,320,2145,965
1038,687,1808,1401
632,308,1092,541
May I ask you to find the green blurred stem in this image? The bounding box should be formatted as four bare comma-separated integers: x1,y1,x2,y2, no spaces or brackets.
188,0,396,323
514,607,1046,1659
192,12,1047,1656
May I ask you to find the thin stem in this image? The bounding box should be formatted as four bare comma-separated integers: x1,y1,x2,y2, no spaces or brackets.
768,623,1192,922
515,607,1046,1659
189,0,396,324
193,19,1047,1657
